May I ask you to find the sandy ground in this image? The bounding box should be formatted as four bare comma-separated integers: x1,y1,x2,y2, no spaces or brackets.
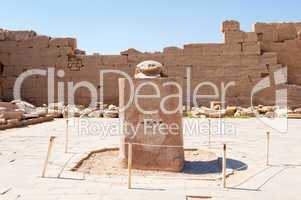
76,149,226,179
0,118,300,199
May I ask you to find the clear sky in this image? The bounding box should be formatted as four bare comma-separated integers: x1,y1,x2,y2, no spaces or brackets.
1,0,301,54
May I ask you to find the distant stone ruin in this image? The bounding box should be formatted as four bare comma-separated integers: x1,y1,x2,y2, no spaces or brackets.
0,20,301,107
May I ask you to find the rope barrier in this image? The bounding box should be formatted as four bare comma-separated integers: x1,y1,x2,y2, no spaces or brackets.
41,123,301,193
120,142,225,148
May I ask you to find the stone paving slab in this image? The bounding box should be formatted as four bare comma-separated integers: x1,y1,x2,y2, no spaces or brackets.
0,118,300,199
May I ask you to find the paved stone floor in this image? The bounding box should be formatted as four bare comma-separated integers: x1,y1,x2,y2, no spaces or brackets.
0,118,300,200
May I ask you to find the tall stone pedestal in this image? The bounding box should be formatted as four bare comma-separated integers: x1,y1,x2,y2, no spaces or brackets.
119,78,184,172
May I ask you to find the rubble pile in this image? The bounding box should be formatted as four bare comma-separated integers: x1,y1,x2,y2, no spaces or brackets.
0,100,120,130
51,102,119,119
0,100,53,129
189,101,301,118
103,105,119,118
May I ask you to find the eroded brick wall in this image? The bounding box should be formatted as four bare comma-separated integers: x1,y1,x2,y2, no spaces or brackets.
0,21,300,107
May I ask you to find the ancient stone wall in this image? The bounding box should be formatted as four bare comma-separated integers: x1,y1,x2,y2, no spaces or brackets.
254,22,301,85
0,20,301,107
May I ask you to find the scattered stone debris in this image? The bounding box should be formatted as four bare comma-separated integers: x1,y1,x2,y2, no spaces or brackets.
210,101,222,110
234,108,256,118
0,100,120,130
293,107,301,114
225,106,237,116
63,105,81,118
103,105,119,118
188,102,301,118
46,102,118,119
78,108,94,118
48,102,65,118
2,100,299,124
0,100,54,130
88,110,103,118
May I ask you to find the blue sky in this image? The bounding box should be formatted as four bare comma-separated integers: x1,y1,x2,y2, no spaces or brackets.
1,0,301,54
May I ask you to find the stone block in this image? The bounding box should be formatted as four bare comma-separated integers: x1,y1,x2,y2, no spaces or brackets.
49,38,77,50
82,55,103,67
269,64,283,73
0,30,5,40
2,66,14,77
32,35,50,48
128,53,163,65
256,23,297,42
294,22,301,33
8,53,46,67
0,102,17,110
224,31,244,43
259,30,279,42
119,78,184,172
41,47,73,57
102,55,128,65
270,42,286,52
244,32,258,42
221,44,242,55
260,52,278,66
201,44,222,56
276,23,297,41
17,35,50,49
0,53,9,65
242,42,261,55
163,46,183,56
221,55,242,66
253,22,277,33
221,20,240,32
0,41,18,53
283,39,301,51
183,44,203,55
166,65,186,77
4,30,36,41
120,48,142,56
49,38,68,48
241,55,260,66
198,55,223,66
183,44,222,56
67,38,77,50
0,111,23,120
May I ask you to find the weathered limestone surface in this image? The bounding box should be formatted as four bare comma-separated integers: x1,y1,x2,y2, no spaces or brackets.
0,20,301,107
119,78,184,172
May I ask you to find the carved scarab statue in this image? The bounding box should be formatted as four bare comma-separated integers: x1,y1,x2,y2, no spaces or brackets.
134,60,167,78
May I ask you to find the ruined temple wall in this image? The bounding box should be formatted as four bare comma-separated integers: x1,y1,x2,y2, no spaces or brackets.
254,22,301,85
0,31,74,104
159,20,281,106
0,21,301,107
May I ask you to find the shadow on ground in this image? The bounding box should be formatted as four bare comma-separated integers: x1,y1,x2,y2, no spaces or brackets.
183,158,247,174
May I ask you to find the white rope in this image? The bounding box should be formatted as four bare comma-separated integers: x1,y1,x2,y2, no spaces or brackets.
122,142,224,148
